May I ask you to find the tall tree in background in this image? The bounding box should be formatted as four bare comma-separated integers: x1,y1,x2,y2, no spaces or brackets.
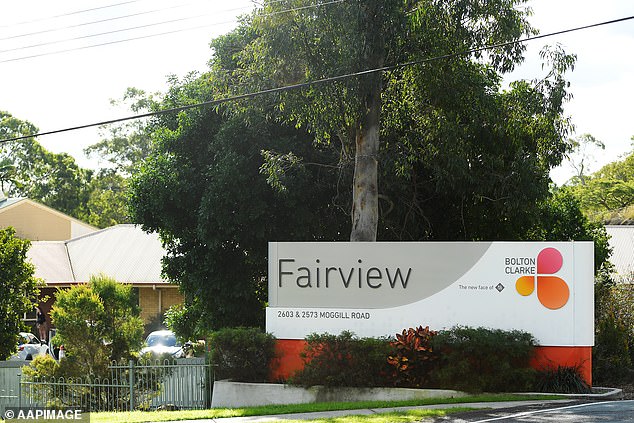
566,133,606,185
566,143,634,223
84,88,156,176
82,171,130,228
80,88,159,227
1,109,136,228
0,111,91,218
217,0,535,241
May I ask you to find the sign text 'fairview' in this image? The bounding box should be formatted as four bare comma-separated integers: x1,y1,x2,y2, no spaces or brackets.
277,258,412,289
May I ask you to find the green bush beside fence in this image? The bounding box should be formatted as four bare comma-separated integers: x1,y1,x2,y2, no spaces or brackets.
208,327,276,383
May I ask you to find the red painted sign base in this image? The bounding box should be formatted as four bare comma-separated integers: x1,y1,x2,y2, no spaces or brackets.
270,339,592,386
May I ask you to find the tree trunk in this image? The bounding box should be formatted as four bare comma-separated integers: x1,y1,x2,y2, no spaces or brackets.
349,0,386,242
350,78,381,242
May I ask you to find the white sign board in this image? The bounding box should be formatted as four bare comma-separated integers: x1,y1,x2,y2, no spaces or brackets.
266,242,594,346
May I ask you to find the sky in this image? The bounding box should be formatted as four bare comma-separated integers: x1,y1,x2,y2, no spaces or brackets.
1,0,633,185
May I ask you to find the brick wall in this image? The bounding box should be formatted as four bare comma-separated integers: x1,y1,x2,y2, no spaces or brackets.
138,286,183,324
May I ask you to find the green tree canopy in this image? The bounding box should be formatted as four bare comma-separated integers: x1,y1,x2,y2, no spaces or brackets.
209,2,575,242
0,227,40,360
84,88,156,176
129,74,349,330
0,111,92,218
566,144,634,223
526,188,611,273
1,110,133,227
81,170,130,228
79,88,162,227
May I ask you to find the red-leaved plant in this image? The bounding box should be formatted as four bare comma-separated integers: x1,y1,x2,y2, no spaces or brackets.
387,325,438,387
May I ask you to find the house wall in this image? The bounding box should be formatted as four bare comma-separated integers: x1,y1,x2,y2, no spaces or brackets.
138,287,183,324
0,202,72,240
70,220,97,238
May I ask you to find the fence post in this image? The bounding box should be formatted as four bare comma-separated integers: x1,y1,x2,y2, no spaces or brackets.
128,360,135,411
18,372,22,408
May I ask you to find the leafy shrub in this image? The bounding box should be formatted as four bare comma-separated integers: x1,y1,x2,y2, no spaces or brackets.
432,326,537,392
164,303,204,343
387,326,438,387
536,365,591,394
21,354,60,379
208,327,277,382
593,281,634,384
291,331,392,387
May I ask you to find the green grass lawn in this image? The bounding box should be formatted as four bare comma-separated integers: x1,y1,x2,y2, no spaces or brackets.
91,393,564,423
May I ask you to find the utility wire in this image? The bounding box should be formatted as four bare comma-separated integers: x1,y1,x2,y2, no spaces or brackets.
0,0,144,29
1,14,633,144
0,0,341,54
0,0,290,30
0,23,233,63
0,0,318,41
0,13,235,54
0,1,224,41
0,0,345,63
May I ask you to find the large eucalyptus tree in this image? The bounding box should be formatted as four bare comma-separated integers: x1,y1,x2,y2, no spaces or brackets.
217,0,536,241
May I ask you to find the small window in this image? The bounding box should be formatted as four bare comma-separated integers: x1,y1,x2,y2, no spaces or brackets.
22,309,37,323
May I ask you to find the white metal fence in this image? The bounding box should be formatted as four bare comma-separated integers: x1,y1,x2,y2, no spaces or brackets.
10,358,211,412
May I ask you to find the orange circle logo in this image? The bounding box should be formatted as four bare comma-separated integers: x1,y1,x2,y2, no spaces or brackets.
515,248,569,310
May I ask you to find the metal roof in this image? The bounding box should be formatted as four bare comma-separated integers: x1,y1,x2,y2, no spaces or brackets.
28,224,169,285
606,225,634,282
27,241,74,282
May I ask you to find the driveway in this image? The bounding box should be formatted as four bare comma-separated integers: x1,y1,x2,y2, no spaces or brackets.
438,400,634,422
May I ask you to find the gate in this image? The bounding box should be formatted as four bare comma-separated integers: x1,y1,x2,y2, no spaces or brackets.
0,361,26,413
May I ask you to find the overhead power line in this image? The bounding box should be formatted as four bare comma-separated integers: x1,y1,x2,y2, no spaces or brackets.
0,0,144,29
0,23,233,63
0,1,225,41
0,0,289,30
0,22,239,63
1,14,632,145
0,0,346,64
0,13,237,54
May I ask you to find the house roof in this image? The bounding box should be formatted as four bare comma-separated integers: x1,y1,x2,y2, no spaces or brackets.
0,197,25,210
605,225,634,282
27,224,170,285
28,241,74,282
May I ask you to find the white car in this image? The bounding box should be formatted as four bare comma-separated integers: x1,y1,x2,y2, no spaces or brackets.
140,330,184,358
10,332,49,361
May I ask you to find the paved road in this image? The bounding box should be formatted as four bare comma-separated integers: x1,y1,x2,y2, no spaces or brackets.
154,400,634,422
437,400,634,422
